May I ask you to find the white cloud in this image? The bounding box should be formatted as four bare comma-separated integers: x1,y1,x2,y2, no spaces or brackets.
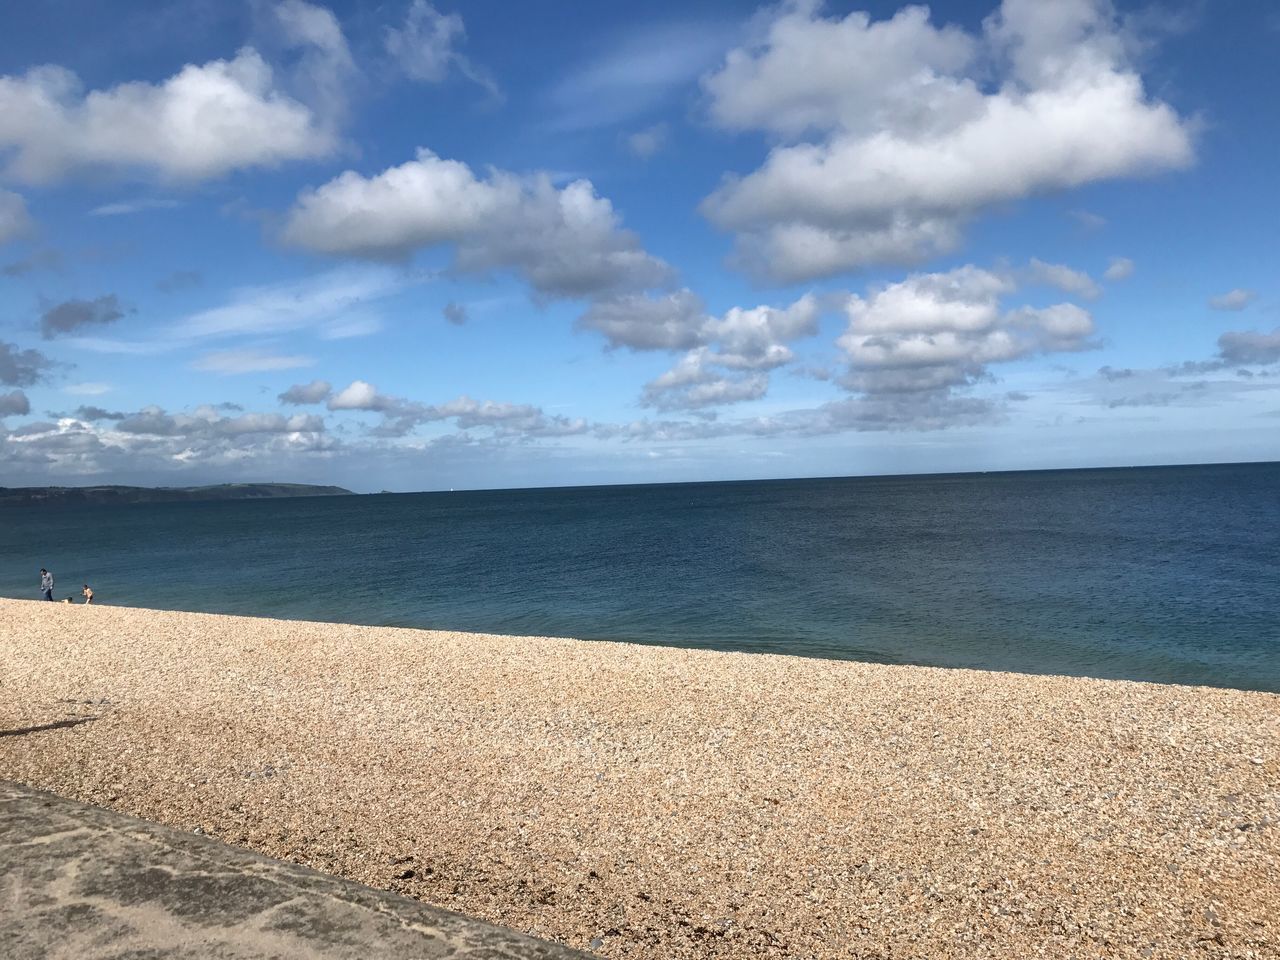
579,291,820,361
1103,256,1135,281
700,0,1194,281
588,292,822,411
0,190,33,243
837,265,1097,399
191,348,315,374
705,3,976,139
282,149,672,298
328,379,393,411
1026,258,1101,300
0,49,336,183
74,403,325,442
703,294,821,369
385,0,497,96
319,380,589,439
641,350,769,411
1208,288,1256,312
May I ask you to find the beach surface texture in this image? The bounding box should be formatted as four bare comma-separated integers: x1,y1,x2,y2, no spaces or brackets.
1,599,1276,958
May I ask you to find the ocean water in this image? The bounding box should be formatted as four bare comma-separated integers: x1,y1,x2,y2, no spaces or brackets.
1,462,1277,692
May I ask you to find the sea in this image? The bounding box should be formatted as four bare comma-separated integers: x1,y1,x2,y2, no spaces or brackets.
2,462,1277,693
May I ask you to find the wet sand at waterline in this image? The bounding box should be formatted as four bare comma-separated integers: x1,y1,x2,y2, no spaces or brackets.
1,599,1276,958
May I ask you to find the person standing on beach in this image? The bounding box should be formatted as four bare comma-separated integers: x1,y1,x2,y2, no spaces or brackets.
39,568,54,601
82,583,94,604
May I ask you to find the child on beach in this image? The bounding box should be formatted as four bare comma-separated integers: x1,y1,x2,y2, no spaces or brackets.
82,584,94,604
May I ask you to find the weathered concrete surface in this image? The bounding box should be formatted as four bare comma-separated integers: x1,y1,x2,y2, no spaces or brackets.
0,781,592,960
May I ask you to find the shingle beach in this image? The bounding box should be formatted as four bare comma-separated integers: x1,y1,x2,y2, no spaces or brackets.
1,599,1276,958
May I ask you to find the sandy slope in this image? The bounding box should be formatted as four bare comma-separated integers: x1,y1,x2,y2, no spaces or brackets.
1,599,1276,958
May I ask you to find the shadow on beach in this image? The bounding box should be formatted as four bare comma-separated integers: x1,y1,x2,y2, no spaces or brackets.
0,717,97,738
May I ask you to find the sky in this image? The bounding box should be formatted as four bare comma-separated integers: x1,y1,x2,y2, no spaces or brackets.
0,0,1276,492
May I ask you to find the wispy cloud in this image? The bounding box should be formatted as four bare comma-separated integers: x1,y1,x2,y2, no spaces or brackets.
191,348,315,374
64,382,113,396
174,267,413,340
89,198,182,217
1209,288,1256,312
547,20,734,130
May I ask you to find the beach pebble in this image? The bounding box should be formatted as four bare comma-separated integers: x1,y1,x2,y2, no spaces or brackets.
1,599,1277,960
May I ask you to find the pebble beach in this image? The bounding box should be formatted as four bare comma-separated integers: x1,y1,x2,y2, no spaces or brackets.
1,598,1277,959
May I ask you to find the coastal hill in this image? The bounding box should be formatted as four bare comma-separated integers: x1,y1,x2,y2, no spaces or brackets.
0,483,353,506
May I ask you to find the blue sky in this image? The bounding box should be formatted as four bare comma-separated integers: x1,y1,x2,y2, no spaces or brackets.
0,0,1276,492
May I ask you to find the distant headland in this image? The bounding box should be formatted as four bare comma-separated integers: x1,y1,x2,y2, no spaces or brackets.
0,483,353,506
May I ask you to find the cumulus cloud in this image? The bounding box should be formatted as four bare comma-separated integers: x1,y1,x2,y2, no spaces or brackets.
282,149,673,298
1103,256,1135,281
0,398,341,483
579,290,822,363
700,0,1194,280
39,294,128,339
0,341,52,386
191,348,315,374
74,405,127,421
585,292,821,411
577,290,708,351
640,350,769,411
328,379,394,411
1209,288,1257,312
279,379,333,405
0,47,336,183
316,378,589,440
835,265,1097,422
0,189,32,244
1216,328,1280,366
1025,258,1101,300
0,389,30,416
114,404,325,438
385,0,498,96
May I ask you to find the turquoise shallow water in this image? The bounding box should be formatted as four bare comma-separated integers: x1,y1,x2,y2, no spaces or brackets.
2,462,1277,692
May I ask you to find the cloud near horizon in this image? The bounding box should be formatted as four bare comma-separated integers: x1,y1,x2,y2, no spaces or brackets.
0,0,1273,489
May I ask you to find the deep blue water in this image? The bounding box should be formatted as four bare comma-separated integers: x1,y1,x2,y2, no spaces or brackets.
2,462,1277,692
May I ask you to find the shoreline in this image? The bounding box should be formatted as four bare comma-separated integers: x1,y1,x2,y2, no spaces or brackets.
2,599,1277,958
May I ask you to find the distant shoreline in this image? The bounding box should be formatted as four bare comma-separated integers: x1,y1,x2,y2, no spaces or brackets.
0,482,353,506
2,599,1276,958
